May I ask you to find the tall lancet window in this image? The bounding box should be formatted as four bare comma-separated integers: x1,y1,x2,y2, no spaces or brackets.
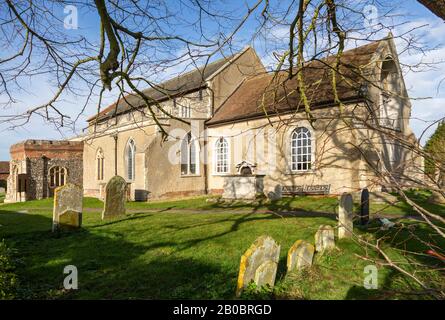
291,127,313,172
181,132,198,175
215,137,229,174
96,149,104,181
126,139,136,181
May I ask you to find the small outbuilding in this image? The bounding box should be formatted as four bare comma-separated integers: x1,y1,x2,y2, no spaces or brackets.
4,140,83,203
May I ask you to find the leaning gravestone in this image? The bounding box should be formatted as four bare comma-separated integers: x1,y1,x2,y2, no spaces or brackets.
338,193,354,239
102,176,127,219
287,240,315,272
360,188,370,225
315,225,335,252
236,235,280,297
52,183,83,231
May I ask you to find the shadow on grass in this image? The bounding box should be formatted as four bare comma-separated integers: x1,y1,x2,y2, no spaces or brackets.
0,210,240,299
344,218,445,300
88,212,154,229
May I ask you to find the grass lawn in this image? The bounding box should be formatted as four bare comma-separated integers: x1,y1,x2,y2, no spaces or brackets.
0,192,4,204
0,192,443,299
3,189,442,217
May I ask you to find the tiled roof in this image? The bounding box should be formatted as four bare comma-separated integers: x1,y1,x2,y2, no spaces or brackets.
88,50,242,122
207,40,381,125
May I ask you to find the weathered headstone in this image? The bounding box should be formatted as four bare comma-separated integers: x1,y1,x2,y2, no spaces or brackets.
52,183,83,231
58,209,82,230
338,193,354,239
315,225,335,252
427,191,445,205
236,235,280,297
360,188,370,225
102,175,127,219
287,240,315,272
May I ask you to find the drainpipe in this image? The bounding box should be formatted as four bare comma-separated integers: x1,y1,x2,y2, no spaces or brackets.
203,135,209,195
112,133,118,176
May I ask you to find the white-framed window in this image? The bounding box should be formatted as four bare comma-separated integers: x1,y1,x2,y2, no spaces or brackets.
96,149,104,181
49,166,68,188
215,137,229,174
180,132,199,175
126,139,136,181
290,127,313,172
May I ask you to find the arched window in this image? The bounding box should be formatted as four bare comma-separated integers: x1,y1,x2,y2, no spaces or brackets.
381,58,398,92
181,132,198,175
291,127,313,172
126,139,136,181
96,149,104,181
49,166,68,188
215,137,229,174
380,58,401,130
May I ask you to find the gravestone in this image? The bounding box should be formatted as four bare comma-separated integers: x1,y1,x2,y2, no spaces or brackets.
360,188,370,225
427,191,445,205
52,183,83,231
58,209,82,230
338,193,354,239
236,235,280,297
102,176,127,219
315,225,335,252
287,240,315,272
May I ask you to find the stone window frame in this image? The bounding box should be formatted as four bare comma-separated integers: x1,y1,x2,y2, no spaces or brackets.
213,136,230,175
125,138,136,182
180,132,200,176
96,148,105,181
289,126,316,173
379,55,402,131
48,166,68,188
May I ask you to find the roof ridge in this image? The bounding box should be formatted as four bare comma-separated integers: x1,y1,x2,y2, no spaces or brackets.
87,49,245,122
156,52,238,87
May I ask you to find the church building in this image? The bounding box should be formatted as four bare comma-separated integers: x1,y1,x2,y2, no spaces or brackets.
5,36,424,202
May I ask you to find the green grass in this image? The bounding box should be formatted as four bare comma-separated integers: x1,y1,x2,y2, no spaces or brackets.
0,193,443,300
1,189,442,218
0,193,5,204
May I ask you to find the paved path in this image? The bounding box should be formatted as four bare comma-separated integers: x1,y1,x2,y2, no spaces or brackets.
1,205,424,221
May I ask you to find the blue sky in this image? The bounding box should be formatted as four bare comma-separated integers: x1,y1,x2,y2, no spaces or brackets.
0,0,444,160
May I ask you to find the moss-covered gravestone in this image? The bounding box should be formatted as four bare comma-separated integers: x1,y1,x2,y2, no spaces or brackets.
52,184,83,232
236,235,280,297
315,225,335,252
102,176,127,219
338,193,353,239
287,240,314,272
58,209,82,230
